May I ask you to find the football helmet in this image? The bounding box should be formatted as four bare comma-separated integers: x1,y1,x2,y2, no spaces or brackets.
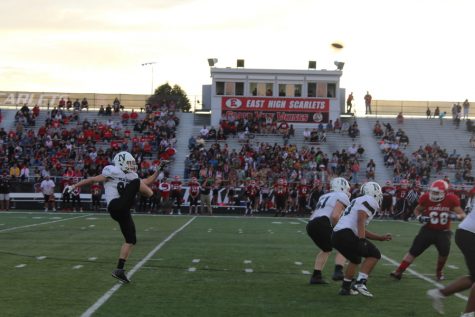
330,177,351,198
429,180,449,202
113,151,137,173
361,182,383,206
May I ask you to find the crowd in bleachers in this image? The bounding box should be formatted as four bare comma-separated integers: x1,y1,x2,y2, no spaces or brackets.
0,99,178,186
374,119,473,186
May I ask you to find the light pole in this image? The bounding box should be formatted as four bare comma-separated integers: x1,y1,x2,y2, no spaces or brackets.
141,62,156,94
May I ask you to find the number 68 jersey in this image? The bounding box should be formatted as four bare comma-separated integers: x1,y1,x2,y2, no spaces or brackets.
102,165,139,206
418,192,461,231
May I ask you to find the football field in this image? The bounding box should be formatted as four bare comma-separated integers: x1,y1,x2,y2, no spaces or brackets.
0,211,470,316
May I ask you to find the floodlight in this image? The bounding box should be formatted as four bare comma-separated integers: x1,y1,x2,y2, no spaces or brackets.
334,61,345,70
208,58,218,67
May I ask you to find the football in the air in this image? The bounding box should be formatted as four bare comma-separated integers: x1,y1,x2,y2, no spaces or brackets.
331,42,344,49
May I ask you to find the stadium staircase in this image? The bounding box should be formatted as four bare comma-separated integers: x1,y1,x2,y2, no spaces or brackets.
169,112,194,177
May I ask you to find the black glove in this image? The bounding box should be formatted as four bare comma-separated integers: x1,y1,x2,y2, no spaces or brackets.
418,215,431,223
357,238,369,255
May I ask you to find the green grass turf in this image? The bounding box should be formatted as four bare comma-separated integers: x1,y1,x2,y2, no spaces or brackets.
0,211,470,316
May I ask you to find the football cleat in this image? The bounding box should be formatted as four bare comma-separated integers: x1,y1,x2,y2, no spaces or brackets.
112,269,130,284
332,270,344,281
427,288,445,314
309,276,328,285
354,281,373,297
436,271,445,281
338,288,359,296
390,271,403,280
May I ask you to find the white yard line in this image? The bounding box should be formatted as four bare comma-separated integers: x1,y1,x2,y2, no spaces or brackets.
0,214,91,233
381,254,468,301
80,216,197,317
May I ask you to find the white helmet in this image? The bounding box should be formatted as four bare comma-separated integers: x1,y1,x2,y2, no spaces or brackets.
361,182,383,206
330,177,351,198
113,151,137,173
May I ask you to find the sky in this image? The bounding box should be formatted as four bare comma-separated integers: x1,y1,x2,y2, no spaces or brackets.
1,0,474,104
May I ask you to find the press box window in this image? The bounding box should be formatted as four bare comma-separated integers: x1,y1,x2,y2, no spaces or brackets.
216,82,225,95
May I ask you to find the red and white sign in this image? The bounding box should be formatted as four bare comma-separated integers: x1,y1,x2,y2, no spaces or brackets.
222,97,329,112
221,97,330,123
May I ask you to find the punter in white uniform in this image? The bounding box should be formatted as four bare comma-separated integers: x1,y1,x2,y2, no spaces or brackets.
332,181,392,297
306,177,351,284
67,151,166,284
427,187,475,316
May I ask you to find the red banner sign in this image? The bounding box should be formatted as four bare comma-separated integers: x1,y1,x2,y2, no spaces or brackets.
221,97,329,123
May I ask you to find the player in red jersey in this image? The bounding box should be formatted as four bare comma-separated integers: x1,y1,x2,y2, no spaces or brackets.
273,178,288,217
188,177,201,215
390,180,466,281
380,180,395,218
393,179,410,219
159,178,171,214
170,175,183,215
297,179,310,217
244,180,260,216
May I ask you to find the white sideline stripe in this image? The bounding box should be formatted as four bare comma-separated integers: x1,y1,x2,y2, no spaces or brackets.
0,214,91,233
381,254,468,301
80,216,197,317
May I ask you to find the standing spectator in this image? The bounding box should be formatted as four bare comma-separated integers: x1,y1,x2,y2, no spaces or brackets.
0,172,11,211
439,111,446,126
390,180,465,281
364,91,372,114
434,106,440,118
346,92,354,113
463,99,470,120
200,177,212,215
40,175,56,212
426,106,431,119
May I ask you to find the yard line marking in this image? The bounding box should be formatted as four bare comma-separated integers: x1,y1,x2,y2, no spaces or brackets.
381,254,468,301
448,264,459,270
15,264,26,268
271,221,282,224
294,261,302,266
80,216,197,317
244,260,252,264
73,265,83,269
88,257,97,261
188,267,197,272
301,270,310,275
0,214,91,233
192,259,200,263
36,256,47,260
244,268,253,273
